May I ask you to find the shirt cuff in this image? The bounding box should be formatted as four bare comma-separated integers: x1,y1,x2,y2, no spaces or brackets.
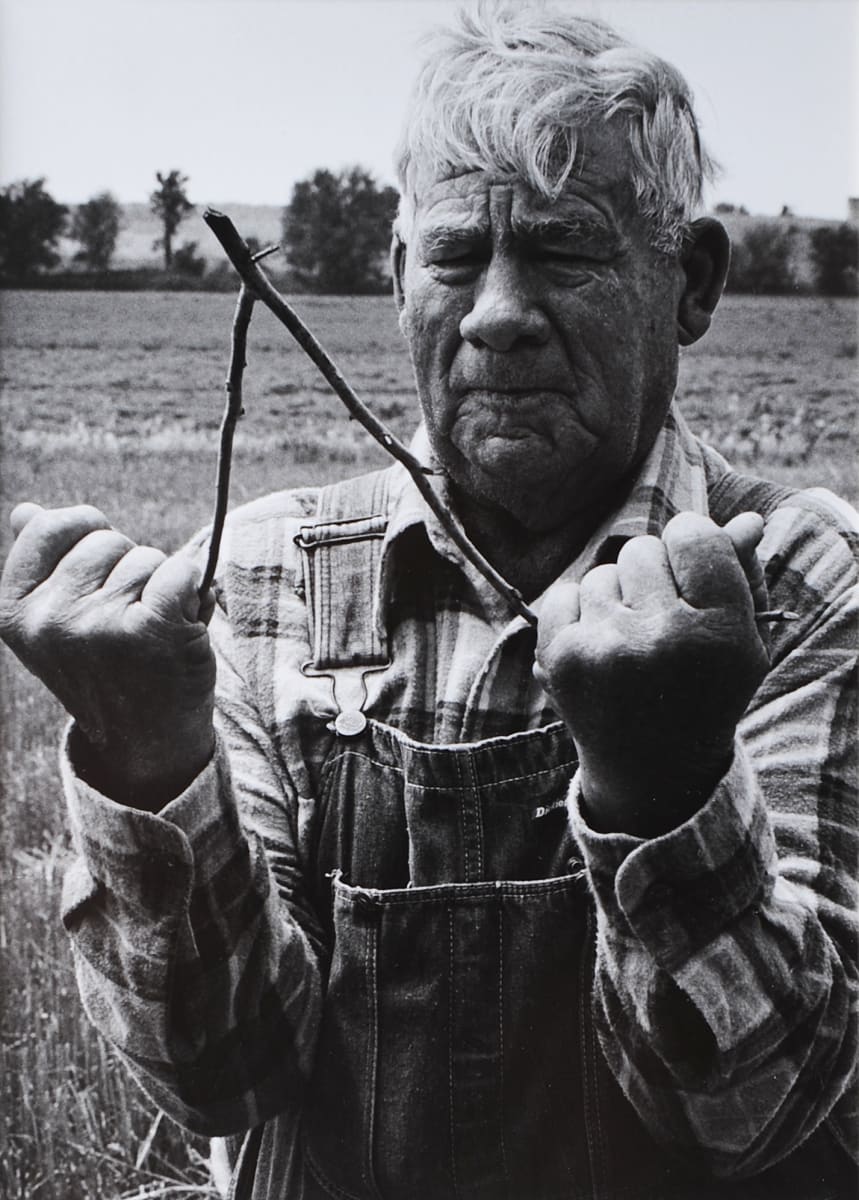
60,724,243,919
568,741,779,970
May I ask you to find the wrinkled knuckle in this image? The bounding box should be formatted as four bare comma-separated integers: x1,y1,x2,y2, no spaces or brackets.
643,610,676,651
23,506,101,551
74,604,109,642
143,545,168,567
71,503,110,527
25,508,61,540
18,599,60,652
82,528,128,556
0,599,22,644
593,624,632,665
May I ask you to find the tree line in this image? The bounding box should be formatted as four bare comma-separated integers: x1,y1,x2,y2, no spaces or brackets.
719,209,858,298
0,171,855,296
0,168,398,294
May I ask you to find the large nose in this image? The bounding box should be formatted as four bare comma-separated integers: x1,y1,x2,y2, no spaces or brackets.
459,255,550,352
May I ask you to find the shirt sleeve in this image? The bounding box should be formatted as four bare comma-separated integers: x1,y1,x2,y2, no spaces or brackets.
59,557,324,1139
568,497,859,1179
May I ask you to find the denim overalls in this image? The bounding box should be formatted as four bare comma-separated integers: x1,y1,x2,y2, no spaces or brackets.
229,470,852,1200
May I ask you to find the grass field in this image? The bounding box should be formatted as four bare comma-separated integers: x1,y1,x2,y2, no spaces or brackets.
0,289,856,1198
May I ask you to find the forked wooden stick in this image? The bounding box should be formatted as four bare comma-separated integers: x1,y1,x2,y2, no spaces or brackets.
201,207,538,626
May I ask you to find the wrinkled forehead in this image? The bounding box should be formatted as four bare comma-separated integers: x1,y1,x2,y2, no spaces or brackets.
412,174,604,232
403,119,640,237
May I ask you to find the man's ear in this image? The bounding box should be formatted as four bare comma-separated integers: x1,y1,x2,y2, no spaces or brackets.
391,234,407,314
677,218,731,346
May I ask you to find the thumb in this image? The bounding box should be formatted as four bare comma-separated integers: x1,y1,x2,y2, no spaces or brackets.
536,579,582,662
723,511,768,612
10,502,45,537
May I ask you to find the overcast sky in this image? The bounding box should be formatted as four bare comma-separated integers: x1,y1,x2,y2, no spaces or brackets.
1,0,856,220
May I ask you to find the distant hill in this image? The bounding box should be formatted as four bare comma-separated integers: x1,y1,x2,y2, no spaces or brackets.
58,201,283,268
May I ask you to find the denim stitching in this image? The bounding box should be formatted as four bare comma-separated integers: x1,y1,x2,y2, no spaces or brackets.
376,721,568,756
333,874,585,905
579,908,604,1199
402,760,578,791
448,904,460,1200
469,751,485,880
320,750,404,783
362,922,372,1195
454,753,471,883
497,902,510,1188
365,918,383,1200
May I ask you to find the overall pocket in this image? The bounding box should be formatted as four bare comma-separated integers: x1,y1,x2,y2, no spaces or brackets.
311,741,411,908
302,871,595,1200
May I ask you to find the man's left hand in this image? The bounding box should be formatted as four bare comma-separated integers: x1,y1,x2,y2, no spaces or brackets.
534,512,770,836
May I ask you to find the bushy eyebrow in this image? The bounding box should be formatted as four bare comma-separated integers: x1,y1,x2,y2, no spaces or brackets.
418,213,623,258
516,214,623,254
419,224,488,256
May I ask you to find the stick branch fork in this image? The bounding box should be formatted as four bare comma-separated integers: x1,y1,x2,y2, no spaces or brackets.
202,207,537,626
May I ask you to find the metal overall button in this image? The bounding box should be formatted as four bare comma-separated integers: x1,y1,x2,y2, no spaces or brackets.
334,710,367,737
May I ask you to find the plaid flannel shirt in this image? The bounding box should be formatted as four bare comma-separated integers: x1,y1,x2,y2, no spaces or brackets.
60,405,858,1194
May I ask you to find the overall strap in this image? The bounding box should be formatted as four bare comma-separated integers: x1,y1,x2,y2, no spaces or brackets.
705,461,797,525
294,468,393,671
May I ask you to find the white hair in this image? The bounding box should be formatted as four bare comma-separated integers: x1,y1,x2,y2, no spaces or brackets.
394,2,717,254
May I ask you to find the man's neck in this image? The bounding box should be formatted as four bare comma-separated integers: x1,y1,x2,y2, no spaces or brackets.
452,485,622,603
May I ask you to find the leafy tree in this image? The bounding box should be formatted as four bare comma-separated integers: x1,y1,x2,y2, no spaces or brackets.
71,191,123,271
728,224,797,295
282,166,399,293
810,223,858,296
150,170,194,269
173,239,207,278
0,178,67,279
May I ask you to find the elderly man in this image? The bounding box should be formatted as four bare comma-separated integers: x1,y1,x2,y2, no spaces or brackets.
1,6,856,1199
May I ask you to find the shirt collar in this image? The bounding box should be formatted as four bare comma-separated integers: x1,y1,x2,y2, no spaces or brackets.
376,402,714,629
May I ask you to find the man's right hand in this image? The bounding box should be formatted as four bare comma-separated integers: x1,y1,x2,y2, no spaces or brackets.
0,503,216,809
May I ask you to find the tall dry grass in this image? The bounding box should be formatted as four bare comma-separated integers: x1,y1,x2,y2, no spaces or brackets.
0,646,224,1198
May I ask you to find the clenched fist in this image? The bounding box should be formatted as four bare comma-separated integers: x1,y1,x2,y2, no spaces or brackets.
535,512,770,837
0,503,216,809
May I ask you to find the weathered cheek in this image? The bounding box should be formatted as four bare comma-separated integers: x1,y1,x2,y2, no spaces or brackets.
401,280,435,337
404,287,466,366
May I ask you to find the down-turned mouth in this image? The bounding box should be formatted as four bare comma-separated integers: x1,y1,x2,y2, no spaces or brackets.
456,385,572,403
453,387,575,423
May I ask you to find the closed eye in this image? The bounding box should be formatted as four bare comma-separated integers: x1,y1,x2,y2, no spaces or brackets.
532,238,618,263
536,247,595,262
434,248,485,264
533,249,608,286
427,248,488,279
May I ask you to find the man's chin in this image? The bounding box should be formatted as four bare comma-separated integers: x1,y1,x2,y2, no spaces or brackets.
454,459,582,530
